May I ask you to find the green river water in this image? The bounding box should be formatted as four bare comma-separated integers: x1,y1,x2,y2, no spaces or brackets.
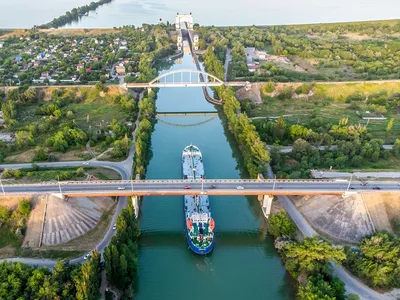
136,53,296,299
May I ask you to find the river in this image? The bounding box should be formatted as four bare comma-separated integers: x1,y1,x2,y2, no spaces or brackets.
135,49,295,299
1,0,399,28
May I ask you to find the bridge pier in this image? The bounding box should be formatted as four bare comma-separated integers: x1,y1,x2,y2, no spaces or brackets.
131,195,140,219
258,194,274,219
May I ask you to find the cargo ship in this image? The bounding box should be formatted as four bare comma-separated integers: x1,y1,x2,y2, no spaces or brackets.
182,144,215,255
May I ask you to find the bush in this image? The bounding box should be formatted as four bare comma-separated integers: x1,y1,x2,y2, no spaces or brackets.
268,212,296,238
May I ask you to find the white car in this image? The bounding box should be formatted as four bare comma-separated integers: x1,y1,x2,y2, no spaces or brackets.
236,186,244,190
82,162,90,165
117,187,126,190
113,224,116,230
84,253,91,260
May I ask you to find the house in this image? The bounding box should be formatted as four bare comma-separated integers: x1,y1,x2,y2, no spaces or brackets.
85,68,92,73
115,66,126,76
93,57,99,62
76,63,84,71
247,63,259,72
40,71,49,80
0,42,3,48
15,56,23,62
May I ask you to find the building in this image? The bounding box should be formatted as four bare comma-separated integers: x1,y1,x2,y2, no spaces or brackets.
0,42,3,48
76,63,84,71
115,66,126,76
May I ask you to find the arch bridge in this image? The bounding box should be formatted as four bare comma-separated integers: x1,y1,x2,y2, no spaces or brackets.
149,69,224,87
123,69,248,89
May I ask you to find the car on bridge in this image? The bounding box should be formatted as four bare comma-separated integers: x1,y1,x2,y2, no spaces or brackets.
372,186,381,190
236,186,244,190
117,187,126,190
360,182,368,186
184,185,192,189
209,185,216,189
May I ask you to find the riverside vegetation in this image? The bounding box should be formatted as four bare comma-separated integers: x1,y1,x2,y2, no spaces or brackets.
202,47,270,177
267,212,360,300
104,203,139,298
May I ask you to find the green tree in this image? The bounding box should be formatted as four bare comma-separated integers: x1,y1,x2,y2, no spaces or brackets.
284,236,346,276
268,212,296,238
386,118,394,133
265,81,275,93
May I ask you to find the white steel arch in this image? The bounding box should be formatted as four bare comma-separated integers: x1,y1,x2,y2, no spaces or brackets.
149,69,224,86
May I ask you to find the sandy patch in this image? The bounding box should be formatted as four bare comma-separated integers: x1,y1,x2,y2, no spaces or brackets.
5,149,36,163
22,195,46,249
38,28,120,36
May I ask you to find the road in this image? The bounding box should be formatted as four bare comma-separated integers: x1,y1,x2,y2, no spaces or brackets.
0,178,399,197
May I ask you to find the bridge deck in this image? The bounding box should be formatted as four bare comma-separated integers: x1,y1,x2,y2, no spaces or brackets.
1,179,398,198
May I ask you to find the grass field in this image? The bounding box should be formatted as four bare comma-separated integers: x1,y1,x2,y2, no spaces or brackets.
251,82,400,143
314,82,400,101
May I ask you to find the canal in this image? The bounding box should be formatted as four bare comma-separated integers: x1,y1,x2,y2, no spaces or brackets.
136,50,296,299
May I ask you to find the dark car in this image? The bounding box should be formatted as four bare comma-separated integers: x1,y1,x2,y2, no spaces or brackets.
372,186,381,190
209,185,217,189
350,186,356,190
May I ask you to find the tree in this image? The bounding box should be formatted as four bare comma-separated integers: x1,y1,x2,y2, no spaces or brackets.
284,236,346,275
268,212,296,238
265,81,275,93
18,200,31,216
386,118,394,133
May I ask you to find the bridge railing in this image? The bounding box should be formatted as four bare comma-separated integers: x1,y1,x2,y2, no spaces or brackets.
2,178,342,188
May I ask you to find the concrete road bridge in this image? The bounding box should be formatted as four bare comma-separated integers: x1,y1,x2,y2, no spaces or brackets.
1,179,398,216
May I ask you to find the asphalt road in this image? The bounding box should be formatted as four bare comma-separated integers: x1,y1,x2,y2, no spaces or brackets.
1,179,398,196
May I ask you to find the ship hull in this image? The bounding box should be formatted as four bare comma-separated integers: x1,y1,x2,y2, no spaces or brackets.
184,225,215,255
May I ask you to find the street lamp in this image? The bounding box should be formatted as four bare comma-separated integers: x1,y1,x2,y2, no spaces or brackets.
57,175,62,195
272,175,277,191
346,174,353,192
0,178,5,196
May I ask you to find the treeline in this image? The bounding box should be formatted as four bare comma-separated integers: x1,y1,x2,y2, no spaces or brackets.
0,253,101,299
202,47,270,177
134,90,156,178
344,232,400,289
268,212,357,300
39,0,113,29
104,203,139,297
